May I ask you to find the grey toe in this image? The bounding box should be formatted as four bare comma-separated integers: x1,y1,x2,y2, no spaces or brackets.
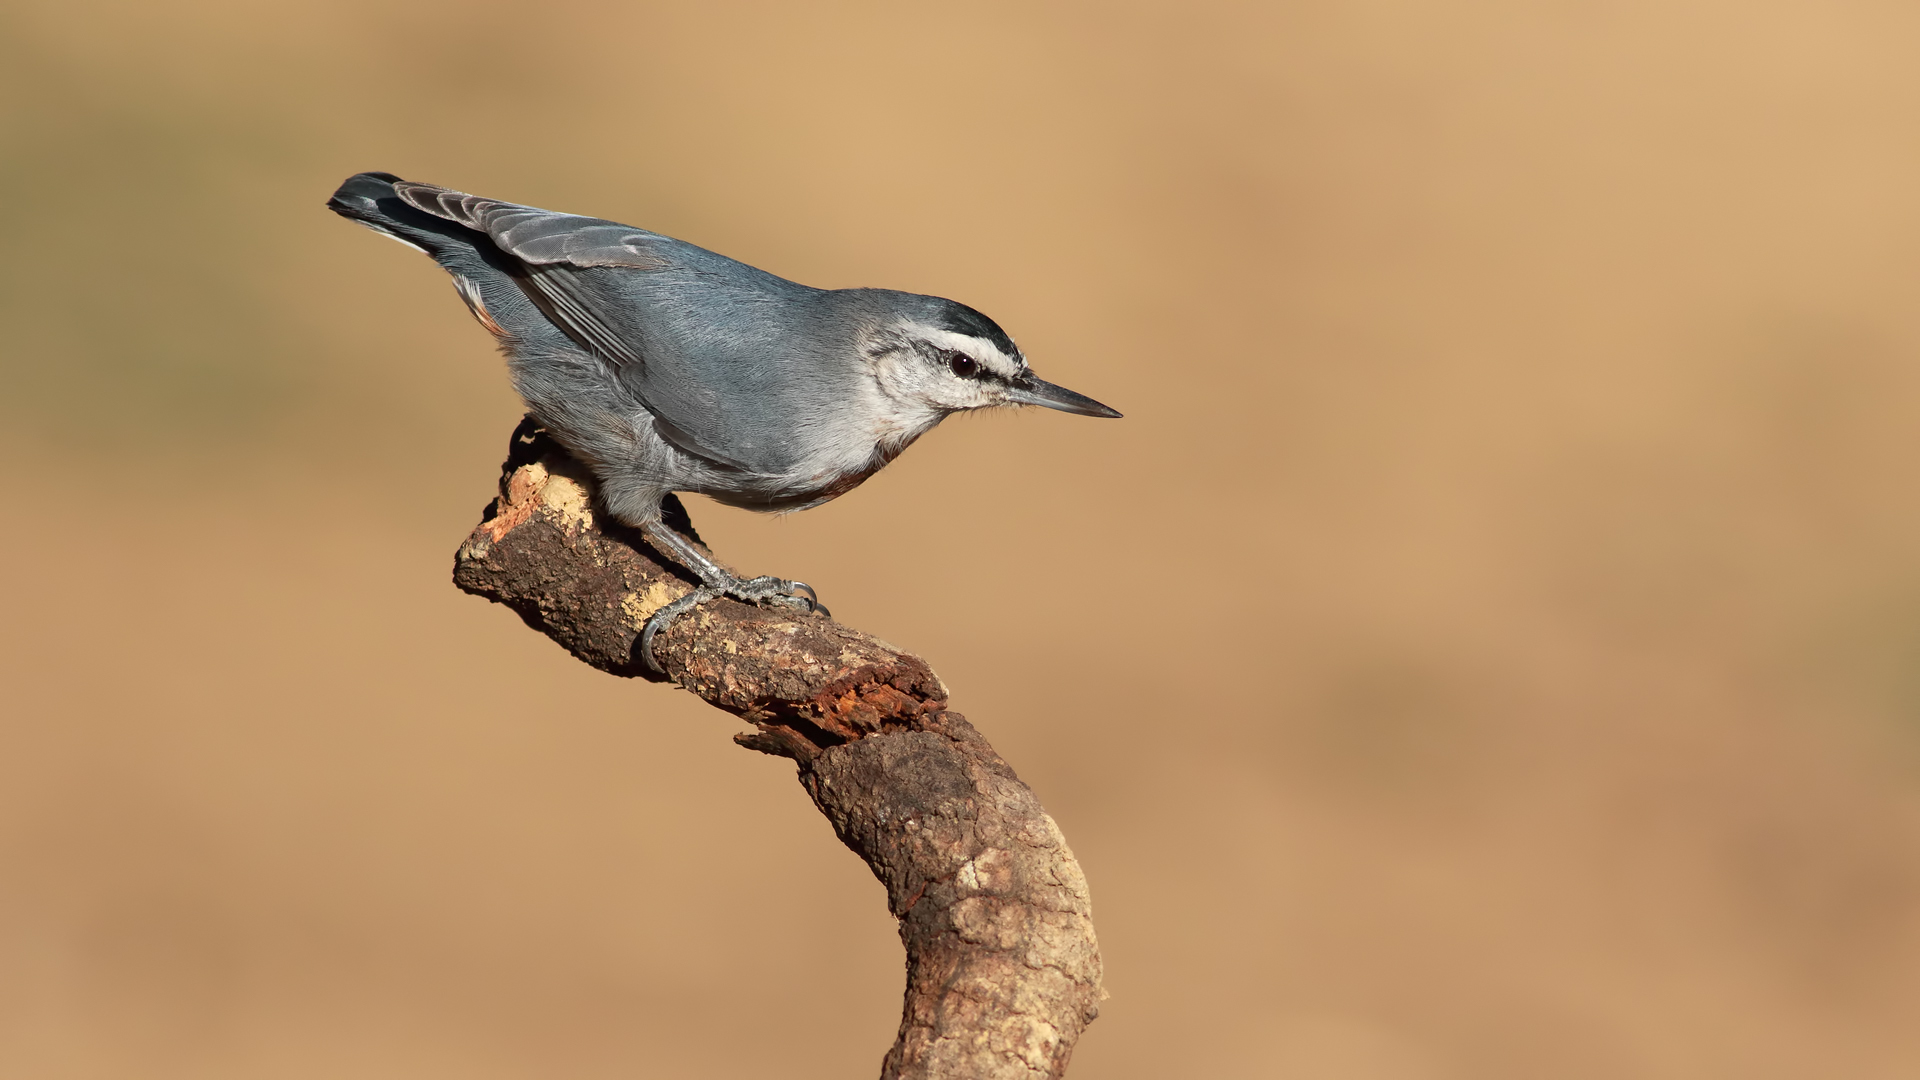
640,585,720,673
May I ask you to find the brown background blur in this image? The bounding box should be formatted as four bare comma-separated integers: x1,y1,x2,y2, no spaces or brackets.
5,1,1920,1077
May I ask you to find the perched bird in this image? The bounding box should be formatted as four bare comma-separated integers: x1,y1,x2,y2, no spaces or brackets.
327,172,1120,667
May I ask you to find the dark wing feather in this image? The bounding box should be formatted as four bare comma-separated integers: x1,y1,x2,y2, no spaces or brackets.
395,180,661,369
393,181,669,269
519,263,647,369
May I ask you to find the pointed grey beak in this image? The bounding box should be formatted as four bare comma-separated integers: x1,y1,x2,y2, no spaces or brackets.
1005,375,1123,418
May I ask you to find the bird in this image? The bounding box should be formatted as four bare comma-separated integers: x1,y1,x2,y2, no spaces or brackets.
326,172,1121,669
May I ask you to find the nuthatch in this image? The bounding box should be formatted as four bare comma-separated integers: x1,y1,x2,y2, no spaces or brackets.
327,172,1121,668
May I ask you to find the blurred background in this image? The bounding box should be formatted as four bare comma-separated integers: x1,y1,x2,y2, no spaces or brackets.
5,0,1920,1076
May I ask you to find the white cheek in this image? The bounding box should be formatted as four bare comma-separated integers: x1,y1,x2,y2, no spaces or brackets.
872,351,1011,421
871,354,948,424
952,382,999,410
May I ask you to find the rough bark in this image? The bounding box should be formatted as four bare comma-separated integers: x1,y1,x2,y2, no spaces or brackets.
451,420,1104,1079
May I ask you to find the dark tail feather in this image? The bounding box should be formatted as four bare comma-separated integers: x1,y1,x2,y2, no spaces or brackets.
326,171,484,259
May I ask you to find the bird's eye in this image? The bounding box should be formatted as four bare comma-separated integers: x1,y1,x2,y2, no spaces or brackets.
947,352,978,378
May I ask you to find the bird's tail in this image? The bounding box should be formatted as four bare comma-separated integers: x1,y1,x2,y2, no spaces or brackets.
328,171,551,348
326,171,485,262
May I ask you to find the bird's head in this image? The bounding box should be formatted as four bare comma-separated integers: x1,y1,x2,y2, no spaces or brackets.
861,294,1122,426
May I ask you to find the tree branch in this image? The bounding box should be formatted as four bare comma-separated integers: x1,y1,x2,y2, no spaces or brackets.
451,420,1104,1079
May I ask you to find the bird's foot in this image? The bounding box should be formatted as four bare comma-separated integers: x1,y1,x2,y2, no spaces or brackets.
639,577,829,674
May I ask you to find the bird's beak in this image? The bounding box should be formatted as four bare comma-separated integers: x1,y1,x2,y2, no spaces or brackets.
1005,375,1123,418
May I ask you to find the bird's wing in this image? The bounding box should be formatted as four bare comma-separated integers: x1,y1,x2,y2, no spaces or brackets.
394,181,756,470
395,180,667,369
394,181,670,270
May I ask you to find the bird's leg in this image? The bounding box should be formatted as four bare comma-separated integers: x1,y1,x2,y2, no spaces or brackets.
636,520,828,673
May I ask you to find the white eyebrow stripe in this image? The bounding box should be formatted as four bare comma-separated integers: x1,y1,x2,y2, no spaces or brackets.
910,326,1024,379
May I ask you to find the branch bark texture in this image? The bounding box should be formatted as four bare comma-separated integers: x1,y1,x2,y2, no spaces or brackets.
452,422,1104,1079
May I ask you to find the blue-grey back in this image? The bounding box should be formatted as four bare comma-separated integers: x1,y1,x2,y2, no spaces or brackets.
565,242,877,475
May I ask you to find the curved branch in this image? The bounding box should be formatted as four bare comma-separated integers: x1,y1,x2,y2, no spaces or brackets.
451,420,1104,1079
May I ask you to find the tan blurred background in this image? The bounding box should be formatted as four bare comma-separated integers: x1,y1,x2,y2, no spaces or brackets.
5,0,1920,1076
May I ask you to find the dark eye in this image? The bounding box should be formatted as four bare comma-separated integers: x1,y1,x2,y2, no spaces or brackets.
947,352,978,378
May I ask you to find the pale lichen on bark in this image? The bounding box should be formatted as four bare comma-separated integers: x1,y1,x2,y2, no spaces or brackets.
452,420,1104,1080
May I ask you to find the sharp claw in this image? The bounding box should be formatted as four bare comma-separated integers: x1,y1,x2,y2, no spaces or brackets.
640,585,719,674
788,580,823,614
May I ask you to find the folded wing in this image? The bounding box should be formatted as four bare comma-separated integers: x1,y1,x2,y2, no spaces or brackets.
394,180,756,470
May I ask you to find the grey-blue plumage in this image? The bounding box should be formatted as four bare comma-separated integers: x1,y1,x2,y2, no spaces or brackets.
327,171,1120,666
